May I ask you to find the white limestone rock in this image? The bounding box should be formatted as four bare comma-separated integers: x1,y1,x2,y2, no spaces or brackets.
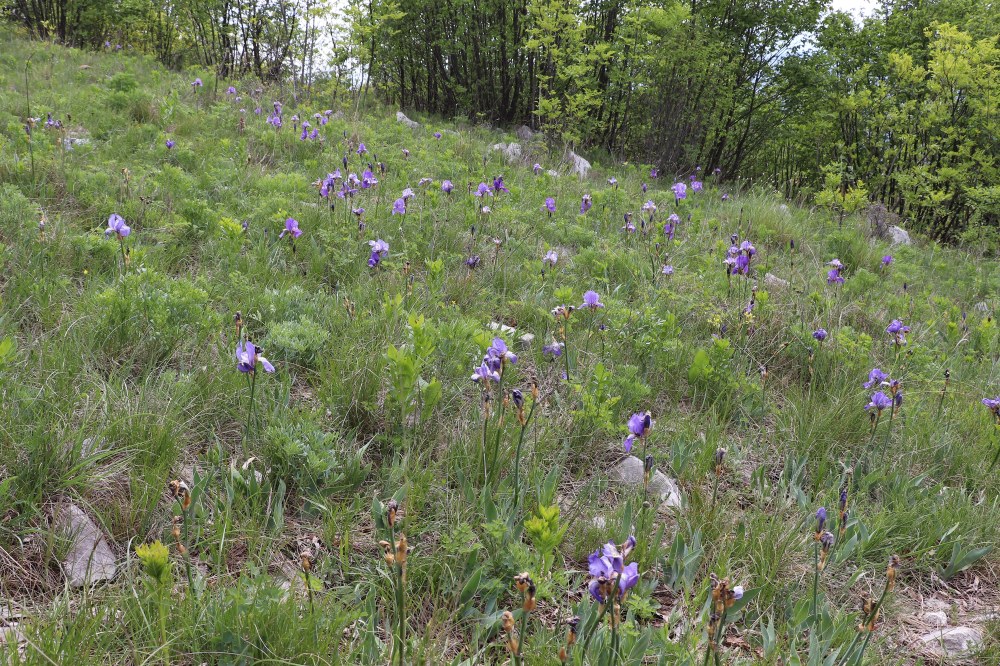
396,111,420,129
53,503,116,587
610,456,682,509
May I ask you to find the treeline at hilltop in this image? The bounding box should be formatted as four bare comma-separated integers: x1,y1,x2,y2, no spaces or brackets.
4,0,999,245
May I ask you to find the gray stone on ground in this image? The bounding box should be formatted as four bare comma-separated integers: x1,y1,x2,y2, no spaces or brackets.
518,333,535,348
491,142,523,163
567,150,591,178
764,273,789,290
53,503,116,587
922,611,948,627
395,111,420,129
888,225,911,245
610,456,682,508
974,302,989,314
546,169,560,177
489,322,517,335
515,125,535,141
920,626,981,655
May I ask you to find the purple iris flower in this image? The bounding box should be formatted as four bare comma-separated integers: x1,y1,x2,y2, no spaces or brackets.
813,329,828,341
279,218,302,239
721,193,730,201
475,182,490,198
471,362,500,384
543,341,564,358
274,101,282,115
816,507,827,531
533,163,542,175
642,200,657,217
665,213,680,240
543,250,558,268
581,290,604,310
623,412,650,452
192,78,203,87
621,213,636,233
309,129,319,139
392,198,407,215
826,259,844,283
487,337,517,365
105,213,131,238
672,182,687,200
165,140,174,149
267,113,282,128
352,207,365,218
227,86,237,95
356,142,367,155
691,180,703,193
662,265,674,275
434,131,442,139
866,392,892,412
642,182,648,193
465,255,481,269
587,541,640,602
435,179,451,194
544,197,556,214
401,188,415,200
580,194,592,214
886,319,909,335
608,177,618,188
368,239,389,267
886,319,910,345
864,368,888,389
882,255,893,267
361,170,379,189
236,341,275,374
418,178,432,187
402,148,410,158
982,397,1000,416
650,167,659,179
492,176,509,194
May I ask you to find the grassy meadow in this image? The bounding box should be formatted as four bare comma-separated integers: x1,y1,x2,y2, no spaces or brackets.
0,29,999,665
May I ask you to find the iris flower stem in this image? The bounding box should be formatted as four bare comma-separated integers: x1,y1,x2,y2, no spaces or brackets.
563,319,572,382
879,407,896,468
242,371,257,453
713,605,729,666
158,582,168,666
609,593,618,665
388,522,405,666
812,541,820,620
839,575,891,666
514,592,529,665
481,399,490,488
512,401,537,513
181,505,196,600
118,235,127,274
489,402,507,488
487,368,506,487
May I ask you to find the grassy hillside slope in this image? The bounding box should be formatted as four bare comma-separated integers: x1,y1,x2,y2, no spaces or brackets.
0,29,999,665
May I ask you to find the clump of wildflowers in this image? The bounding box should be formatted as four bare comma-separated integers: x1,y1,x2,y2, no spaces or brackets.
580,194,592,214
368,239,389,269
827,258,845,284
886,319,910,346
